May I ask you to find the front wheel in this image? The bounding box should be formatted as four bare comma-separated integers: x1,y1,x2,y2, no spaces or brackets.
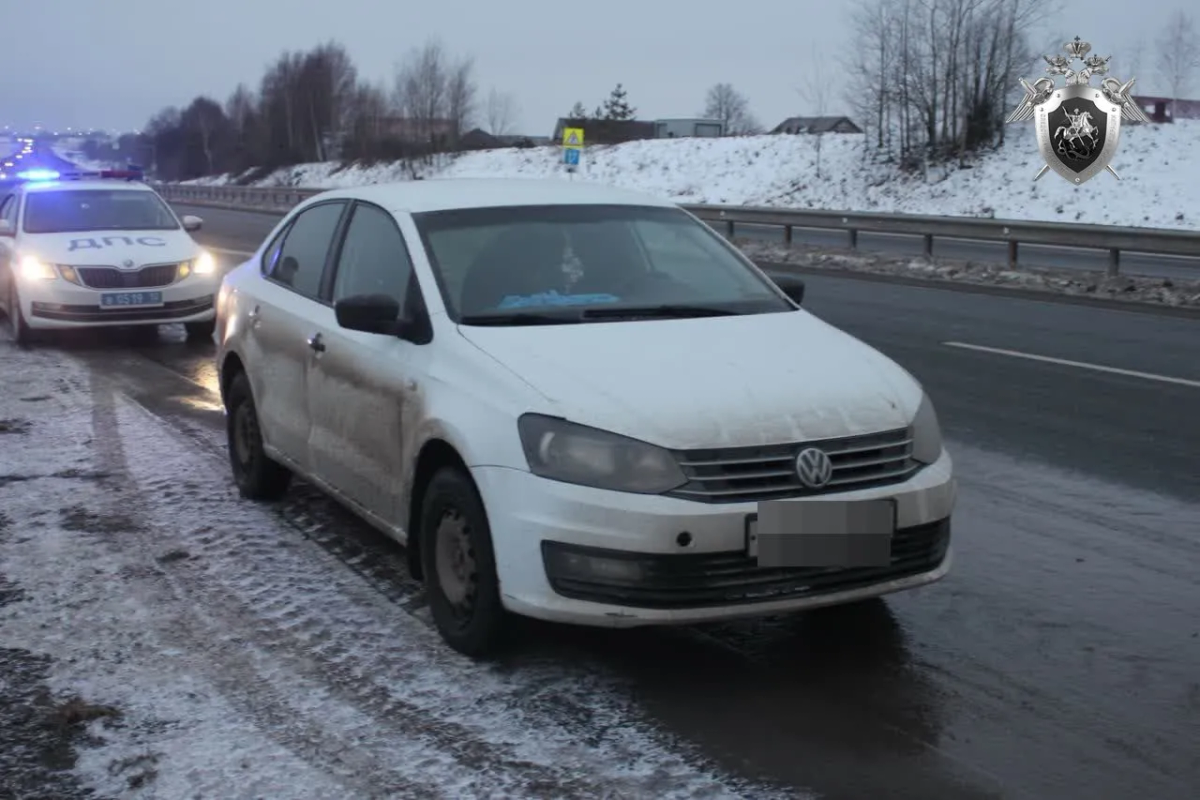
6,277,32,346
419,467,510,657
225,371,292,500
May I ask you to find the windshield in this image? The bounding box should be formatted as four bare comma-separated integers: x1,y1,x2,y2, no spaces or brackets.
412,204,793,324
22,189,180,234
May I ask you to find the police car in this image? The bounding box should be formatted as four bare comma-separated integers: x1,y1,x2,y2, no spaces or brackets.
0,167,219,345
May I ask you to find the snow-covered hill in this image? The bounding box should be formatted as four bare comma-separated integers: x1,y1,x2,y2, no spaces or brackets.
185,121,1200,230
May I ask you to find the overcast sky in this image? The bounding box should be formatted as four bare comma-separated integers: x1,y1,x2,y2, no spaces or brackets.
0,0,1185,135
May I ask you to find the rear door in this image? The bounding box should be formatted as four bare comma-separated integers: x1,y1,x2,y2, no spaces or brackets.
241,200,349,471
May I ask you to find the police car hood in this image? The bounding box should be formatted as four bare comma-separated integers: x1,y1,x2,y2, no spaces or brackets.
23,230,199,266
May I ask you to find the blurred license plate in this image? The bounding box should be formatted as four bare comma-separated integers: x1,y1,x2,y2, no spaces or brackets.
100,291,163,307
745,499,895,567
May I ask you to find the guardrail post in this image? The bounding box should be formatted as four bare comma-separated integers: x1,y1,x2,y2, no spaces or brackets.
923,234,933,258
1007,241,1018,269
726,220,735,238
784,225,792,246
1107,249,1120,276
848,229,858,250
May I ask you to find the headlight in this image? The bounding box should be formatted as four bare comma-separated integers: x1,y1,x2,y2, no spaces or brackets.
911,392,943,464
517,414,686,494
192,250,216,275
19,255,57,280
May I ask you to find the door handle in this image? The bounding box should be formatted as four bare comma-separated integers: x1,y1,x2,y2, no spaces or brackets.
307,333,326,353
247,305,260,320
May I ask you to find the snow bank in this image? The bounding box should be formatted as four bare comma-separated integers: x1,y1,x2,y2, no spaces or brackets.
187,121,1200,231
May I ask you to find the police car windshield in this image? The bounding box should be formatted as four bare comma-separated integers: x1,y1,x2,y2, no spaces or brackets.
22,189,179,234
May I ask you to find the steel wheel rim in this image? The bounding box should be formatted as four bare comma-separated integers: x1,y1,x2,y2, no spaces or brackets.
232,404,257,467
434,508,477,618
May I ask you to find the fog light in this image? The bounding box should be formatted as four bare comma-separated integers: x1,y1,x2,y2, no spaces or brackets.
543,542,646,584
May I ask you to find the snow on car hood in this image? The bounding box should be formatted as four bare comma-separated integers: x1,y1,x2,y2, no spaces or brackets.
20,229,200,266
457,309,921,450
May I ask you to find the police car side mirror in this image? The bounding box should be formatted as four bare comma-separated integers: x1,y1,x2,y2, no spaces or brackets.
0,220,13,237
773,273,805,305
181,215,203,232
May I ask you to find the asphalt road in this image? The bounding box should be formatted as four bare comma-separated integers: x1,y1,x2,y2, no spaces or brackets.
12,203,1200,798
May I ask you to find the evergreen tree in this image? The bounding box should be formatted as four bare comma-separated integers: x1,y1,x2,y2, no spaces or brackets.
567,101,588,119
600,84,635,120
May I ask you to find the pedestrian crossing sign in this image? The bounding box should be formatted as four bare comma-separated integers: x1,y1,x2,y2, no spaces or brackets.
563,127,584,147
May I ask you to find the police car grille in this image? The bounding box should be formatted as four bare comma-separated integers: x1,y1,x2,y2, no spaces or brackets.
77,265,180,289
666,427,920,503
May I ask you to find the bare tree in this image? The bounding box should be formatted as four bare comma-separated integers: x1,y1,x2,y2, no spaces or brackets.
1156,10,1200,102
446,55,478,140
701,83,761,134
798,45,831,178
486,87,518,135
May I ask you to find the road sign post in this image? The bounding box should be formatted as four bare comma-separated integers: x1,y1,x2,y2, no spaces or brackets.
562,127,584,173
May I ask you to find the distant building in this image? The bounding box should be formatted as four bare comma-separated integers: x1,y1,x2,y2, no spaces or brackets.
1129,96,1200,123
653,118,725,138
551,117,656,145
379,116,456,144
771,116,863,134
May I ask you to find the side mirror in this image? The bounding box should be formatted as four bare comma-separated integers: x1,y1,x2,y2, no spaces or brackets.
0,219,13,237
335,293,402,335
773,274,805,305
181,215,203,232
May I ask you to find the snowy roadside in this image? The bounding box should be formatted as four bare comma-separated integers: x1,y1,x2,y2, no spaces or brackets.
0,346,790,800
736,239,1200,311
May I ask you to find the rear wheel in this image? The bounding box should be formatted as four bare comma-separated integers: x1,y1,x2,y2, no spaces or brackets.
226,371,292,500
419,467,509,657
185,319,216,341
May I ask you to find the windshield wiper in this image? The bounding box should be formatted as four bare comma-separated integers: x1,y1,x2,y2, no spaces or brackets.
458,311,583,326
580,304,740,319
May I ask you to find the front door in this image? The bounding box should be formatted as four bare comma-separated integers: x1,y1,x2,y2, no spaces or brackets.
243,200,348,471
305,201,430,523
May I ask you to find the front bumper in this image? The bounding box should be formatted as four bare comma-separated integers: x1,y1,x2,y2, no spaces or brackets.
19,276,218,328
471,447,956,627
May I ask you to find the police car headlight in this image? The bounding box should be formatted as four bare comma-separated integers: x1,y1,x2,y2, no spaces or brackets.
193,251,216,275
19,255,57,281
911,392,944,465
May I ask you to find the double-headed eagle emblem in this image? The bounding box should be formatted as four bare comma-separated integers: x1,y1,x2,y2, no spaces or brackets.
1006,36,1150,184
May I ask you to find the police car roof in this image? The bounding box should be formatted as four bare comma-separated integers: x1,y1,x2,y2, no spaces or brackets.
21,179,151,194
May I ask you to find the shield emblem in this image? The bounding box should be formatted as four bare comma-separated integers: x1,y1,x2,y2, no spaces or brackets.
1035,84,1122,184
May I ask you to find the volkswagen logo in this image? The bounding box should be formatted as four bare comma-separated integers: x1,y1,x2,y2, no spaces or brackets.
121,258,135,269
795,447,833,488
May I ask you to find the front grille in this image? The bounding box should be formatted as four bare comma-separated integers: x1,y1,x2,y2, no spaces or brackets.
543,518,950,609
75,264,180,289
31,296,212,322
668,427,920,503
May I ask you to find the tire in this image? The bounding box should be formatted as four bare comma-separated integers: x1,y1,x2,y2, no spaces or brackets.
225,371,292,500
185,319,216,341
6,277,32,346
419,467,509,657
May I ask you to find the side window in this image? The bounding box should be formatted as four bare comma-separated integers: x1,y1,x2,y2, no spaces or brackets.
331,204,415,309
0,194,15,226
260,223,290,276
268,202,345,298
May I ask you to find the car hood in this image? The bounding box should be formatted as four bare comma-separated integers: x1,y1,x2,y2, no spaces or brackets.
457,310,920,449
20,229,199,266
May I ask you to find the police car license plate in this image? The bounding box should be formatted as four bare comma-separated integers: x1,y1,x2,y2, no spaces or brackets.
100,291,163,308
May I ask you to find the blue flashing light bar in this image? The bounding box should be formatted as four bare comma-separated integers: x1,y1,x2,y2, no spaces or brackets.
12,167,144,183
16,168,59,181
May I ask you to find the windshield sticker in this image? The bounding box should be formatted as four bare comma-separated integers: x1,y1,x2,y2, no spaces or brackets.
68,235,167,251
498,291,620,309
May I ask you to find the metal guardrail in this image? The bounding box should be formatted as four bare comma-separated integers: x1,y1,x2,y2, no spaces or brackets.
154,182,1200,276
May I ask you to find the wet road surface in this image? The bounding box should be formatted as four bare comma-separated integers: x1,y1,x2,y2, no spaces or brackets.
6,212,1200,798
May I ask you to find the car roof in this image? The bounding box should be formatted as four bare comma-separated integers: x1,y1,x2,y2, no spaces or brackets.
310,178,680,214
20,179,153,194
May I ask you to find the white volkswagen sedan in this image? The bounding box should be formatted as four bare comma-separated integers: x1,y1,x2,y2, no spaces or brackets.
215,179,956,657
0,169,220,344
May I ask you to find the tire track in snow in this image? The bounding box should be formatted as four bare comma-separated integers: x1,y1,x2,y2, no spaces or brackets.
87,365,786,798
82,371,447,799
